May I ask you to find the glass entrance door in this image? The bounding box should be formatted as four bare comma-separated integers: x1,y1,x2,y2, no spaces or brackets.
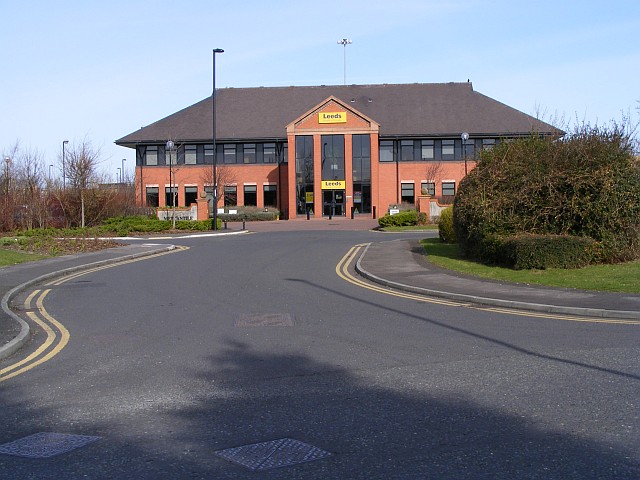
323,190,344,217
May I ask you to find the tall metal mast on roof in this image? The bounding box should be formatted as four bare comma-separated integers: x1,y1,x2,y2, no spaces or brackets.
337,38,352,85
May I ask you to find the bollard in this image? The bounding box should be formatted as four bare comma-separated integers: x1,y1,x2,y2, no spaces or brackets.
350,206,355,219
306,210,310,220
372,206,377,219
224,221,228,230
242,220,246,230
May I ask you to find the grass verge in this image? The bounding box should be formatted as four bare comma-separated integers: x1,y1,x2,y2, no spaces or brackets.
0,249,49,267
420,237,640,293
379,225,439,232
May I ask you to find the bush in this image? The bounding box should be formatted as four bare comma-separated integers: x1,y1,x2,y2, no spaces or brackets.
483,234,594,269
438,206,456,243
378,210,418,227
218,207,279,222
454,123,640,265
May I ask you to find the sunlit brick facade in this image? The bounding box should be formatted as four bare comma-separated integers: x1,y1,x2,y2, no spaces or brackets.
116,83,556,219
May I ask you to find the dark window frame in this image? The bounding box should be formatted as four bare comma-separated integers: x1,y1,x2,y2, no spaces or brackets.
243,184,257,207
400,182,415,204
145,146,158,166
379,140,394,162
223,144,237,164
145,186,159,207
224,185,237,206
442,181,456,196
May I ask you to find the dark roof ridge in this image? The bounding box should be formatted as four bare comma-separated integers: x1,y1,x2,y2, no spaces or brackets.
216,81,473,91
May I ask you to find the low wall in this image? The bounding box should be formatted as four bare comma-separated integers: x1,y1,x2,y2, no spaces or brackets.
417,195,451,222
157,205,198,221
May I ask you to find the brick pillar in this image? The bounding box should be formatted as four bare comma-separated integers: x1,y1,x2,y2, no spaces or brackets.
196,196,210,221
418,195,431,223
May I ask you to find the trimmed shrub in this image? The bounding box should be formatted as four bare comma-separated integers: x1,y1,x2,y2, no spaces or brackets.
483,234,594,270
378,210,418,227
438,206,456,243
416,212,429,226
218,207,279,222
454,124,640,265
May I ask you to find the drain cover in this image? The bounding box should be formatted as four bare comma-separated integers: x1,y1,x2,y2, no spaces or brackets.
0,432,101,458
236,313,296,327
215,438,331,471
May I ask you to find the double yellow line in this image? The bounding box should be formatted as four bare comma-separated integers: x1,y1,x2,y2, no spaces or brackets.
0,289,68,383
0,246,188,383
336,244,640,325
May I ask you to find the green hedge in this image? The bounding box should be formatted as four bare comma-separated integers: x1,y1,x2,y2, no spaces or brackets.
483,234,595,270
378,210,419,227
454,126,640,265
218,212,279,222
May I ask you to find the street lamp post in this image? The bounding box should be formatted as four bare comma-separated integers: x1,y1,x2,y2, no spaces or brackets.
166,140,176,229
461,132,470,175
62,140,69,190
121,158,126,184
212,48,224,231
4,157,10,196
337,38,352,85
117,167,121,184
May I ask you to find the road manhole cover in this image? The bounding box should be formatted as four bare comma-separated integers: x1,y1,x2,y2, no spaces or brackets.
215,438,331,471
0,432,101,458
236,313,296,327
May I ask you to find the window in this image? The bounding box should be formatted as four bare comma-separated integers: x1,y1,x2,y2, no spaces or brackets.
185,145,197,165
184,186,198,206
146,187,159,207
441,140,455,160
421,140,434,160
321,135,344,180
224,144,236,164
442,181,456,197
401,140,414,161
482,138,496,150
243,144,256,164
421,181,435,196
165,147,177,165
401,182,415,204
463,139,475,159
244,184,257,206
263,184,277,207
165,186,178,207
296,135,314,184
224,185,237,206
204,144,214,164
145,146,158,166
379,140,394,162
352,134,371,182
263,143,276,163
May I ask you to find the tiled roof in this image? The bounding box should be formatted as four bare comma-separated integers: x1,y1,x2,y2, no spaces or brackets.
116,82,558,145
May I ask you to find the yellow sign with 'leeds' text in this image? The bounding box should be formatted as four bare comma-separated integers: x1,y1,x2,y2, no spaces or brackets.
318,111,347,124
321,180,346,190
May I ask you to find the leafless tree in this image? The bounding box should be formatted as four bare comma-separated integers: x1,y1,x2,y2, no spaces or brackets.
13,146,48,229
423,160,444,196
200,165,237,213
59,139,106,227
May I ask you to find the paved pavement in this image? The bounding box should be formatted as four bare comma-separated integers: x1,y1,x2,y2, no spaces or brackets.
2,218,639,361
356,238,640,320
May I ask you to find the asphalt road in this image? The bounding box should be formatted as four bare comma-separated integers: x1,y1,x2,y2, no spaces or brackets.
0,230,638,479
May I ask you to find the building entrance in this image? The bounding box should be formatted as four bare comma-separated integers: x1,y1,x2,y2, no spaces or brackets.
323,190,344,217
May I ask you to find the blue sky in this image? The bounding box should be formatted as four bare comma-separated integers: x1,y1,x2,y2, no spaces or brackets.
2,0,639,179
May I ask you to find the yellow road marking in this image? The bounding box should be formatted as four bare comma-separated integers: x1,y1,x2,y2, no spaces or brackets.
0,291,57,382
337,244,640,325
1,245,188,382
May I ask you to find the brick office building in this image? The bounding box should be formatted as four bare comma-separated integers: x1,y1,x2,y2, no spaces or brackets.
116,82,556,219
